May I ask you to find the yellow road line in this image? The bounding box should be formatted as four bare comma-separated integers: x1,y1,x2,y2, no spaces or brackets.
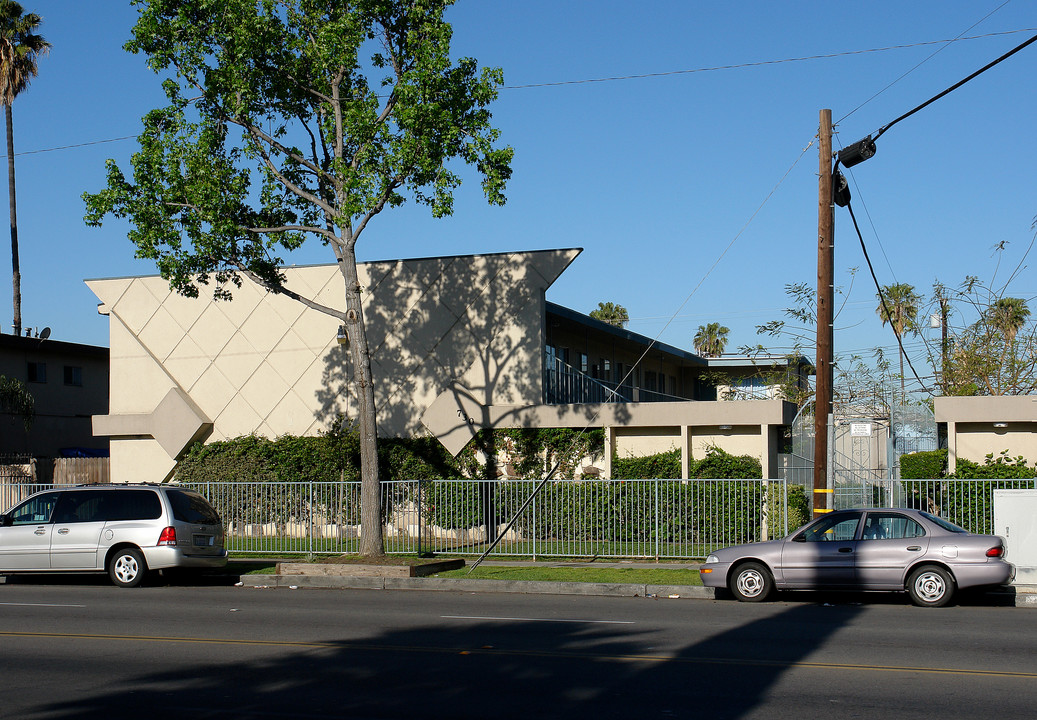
2,631,1034,680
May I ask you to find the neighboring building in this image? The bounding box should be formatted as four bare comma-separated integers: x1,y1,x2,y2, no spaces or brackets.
934,395,1037,473
709,354,812,402
88,248,801,483
0,332,110,458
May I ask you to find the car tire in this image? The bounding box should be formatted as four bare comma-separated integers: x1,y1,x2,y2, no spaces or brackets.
907,565,954,607
108,548,147,588
730,561,773,602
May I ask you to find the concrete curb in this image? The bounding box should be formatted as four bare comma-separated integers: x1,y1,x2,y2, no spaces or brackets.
238,574,715,599
237,573,1037,606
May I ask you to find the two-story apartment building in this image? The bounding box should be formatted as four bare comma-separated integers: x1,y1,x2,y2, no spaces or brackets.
0,332,110,458
88,248,805,482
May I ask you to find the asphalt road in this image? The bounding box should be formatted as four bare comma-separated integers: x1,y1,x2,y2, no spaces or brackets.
1,580,1035,719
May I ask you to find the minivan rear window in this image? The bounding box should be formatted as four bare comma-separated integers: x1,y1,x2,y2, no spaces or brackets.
167,489,221,524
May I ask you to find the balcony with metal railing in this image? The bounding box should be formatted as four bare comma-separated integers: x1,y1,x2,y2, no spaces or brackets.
543,358,687,405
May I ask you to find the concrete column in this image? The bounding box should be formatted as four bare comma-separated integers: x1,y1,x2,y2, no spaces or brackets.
681,425,690,479
946,420,957,474
760,424,771,479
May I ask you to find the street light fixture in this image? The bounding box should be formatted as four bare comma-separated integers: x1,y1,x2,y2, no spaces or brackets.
837,135,877,168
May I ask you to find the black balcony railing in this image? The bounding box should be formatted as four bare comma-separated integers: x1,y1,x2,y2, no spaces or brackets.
544,358,686,405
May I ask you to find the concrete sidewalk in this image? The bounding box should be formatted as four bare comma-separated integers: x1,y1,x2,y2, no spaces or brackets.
228,559,1037,606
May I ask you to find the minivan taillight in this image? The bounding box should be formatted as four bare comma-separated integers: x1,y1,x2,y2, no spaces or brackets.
986,546,1003,558
158,527,178,546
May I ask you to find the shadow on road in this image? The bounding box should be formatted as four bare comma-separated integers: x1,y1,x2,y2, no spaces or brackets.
28,598,865,719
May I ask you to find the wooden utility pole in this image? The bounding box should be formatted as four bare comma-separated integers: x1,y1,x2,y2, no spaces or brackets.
814,109,834,517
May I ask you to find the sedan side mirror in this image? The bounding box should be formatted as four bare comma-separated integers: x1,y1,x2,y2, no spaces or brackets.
792,534,806,543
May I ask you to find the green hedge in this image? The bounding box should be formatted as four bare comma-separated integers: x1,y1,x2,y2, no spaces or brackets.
899,450,1035,534
899,449,947,479
177,432,802,546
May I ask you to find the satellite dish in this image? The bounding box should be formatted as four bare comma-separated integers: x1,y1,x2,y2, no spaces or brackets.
39,327,51,340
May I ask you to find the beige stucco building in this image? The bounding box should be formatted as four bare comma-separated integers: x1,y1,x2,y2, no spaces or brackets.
935,395,1037,472
88,249,801,482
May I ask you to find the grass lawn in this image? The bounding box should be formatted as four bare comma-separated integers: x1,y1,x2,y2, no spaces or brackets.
228,558,703,585
430,565,703,586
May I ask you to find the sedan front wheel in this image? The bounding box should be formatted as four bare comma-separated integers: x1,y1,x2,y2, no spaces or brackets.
730,562,773,602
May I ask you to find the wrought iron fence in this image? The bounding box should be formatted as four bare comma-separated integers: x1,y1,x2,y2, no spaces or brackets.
182,478,801,559
829,476,1037,535
2,477,1029,559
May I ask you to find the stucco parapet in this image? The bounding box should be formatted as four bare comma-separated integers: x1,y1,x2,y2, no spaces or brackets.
934,395,1037,424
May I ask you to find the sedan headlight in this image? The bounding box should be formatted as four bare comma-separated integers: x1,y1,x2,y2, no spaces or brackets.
705,554,720,564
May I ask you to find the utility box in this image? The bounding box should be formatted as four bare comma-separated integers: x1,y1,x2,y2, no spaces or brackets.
993,489,1037,585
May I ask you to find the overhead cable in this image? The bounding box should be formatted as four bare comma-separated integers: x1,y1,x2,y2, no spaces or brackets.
872,31,1037,142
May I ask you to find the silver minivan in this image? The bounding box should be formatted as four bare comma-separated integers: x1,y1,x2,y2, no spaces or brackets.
0,484,227,587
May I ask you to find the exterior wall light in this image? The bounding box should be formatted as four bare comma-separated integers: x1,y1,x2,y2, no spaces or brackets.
718,424,733,431
993,422,1008,429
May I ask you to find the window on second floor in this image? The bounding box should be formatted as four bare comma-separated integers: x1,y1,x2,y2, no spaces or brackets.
27,362,46,383
64,365,83,387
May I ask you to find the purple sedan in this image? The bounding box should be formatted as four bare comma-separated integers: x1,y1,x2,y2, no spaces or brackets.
699,508,1014,607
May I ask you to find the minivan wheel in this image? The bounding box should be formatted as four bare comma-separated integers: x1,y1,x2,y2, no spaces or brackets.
907,565,954,607
108,548,147,588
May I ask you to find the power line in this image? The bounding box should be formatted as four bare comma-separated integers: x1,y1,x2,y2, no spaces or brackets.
0,135,137,161
505,28,1037,90
9,27,1037,160
872,30,1037,142
837,0,1015,124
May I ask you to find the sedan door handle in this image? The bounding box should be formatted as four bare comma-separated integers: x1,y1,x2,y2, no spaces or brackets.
34,527,47,535
838,547,853,553
906,546,921,551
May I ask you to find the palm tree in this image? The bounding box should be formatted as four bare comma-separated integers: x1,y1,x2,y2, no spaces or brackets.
589,301,629,328
876,283,921,395
988,297,1030,344
0,2,48,337
694,322,730,357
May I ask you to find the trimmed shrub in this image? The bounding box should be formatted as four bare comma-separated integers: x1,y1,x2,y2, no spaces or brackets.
899,449,947,479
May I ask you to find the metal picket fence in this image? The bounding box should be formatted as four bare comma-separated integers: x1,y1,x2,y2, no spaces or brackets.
180,478,803,559
2,477,1030,559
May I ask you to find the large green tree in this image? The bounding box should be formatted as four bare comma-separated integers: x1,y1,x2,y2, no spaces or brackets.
589,301,628,328
876,282,921,395
928,279,1037,396
83,0,513,556
0,1,47,337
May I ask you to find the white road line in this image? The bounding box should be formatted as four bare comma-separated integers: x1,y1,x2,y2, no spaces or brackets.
441,615,634,624
0,602,87,608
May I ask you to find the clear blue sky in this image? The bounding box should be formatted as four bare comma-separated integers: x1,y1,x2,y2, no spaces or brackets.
7,1,1037,396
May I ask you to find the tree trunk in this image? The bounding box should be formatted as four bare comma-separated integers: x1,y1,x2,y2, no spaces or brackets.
338,246,384,556
6,105,20,337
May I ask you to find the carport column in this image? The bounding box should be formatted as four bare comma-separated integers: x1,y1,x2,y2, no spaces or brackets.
760,424,771,479
681,425,690,479
946,420,957,474
604,426,615,479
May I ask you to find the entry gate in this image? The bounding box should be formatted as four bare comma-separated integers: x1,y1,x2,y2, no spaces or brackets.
780,400,938,511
